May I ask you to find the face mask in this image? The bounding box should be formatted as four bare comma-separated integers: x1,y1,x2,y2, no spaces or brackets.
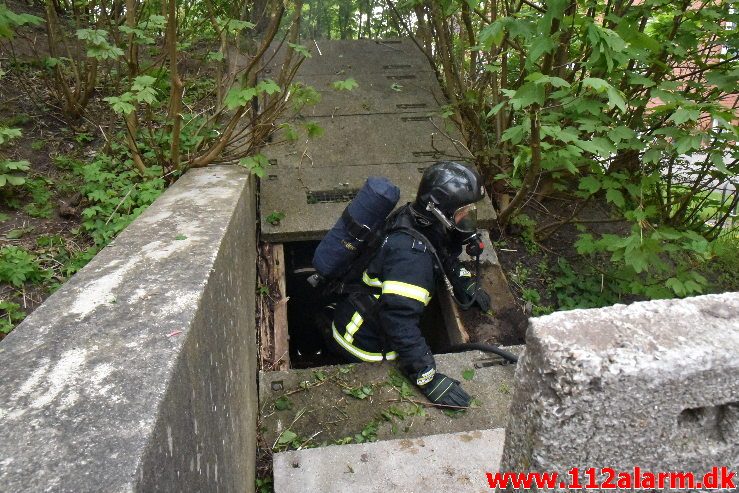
452,204,477,234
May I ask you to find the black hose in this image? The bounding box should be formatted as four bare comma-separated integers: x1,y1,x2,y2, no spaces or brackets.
446,343,519,363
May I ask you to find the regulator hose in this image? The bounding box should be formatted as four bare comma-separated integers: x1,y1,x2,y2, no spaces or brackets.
446,343,519,363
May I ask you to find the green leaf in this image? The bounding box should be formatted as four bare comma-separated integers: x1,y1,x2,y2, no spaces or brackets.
265,211,285,225
6,227,34,239
643,148,662,164
575,137,615,157
628,74,656,88
224,86,257,110
606,86,627,112
175,234,187,241
710,153,730,175
103,95,136,115
574,234,597,254
665,277,685,296
581,77,611,93
486,101,506,118
256,79,281,95
0,127,22,145
5,175,25,186
667,107,701,125
462,369,475,381
509,82,545,109
238,154,271,178
288,42,312,58
605,188,625,208
218,17,255,35
277,430,297,445
279,123,299,141
501,124,526,145
609,126,635,144
131,75,156,91
304,122,324,139
332,78,359,91
390,83,403,92
274,396,292,411
344,385,374,400
674,133,703,154
87,189,108,202
135,87,158,105
527,37,556,64
2,160,29,171
478,18,508,49
207,51,225,62
579,176,601,194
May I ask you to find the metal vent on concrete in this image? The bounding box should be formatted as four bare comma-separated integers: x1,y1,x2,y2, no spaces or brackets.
306,188,359,204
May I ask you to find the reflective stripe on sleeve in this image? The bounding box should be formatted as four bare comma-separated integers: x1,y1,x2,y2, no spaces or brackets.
362,271,382,287
381,280,431,305
332,323,397,362
344,311,364,344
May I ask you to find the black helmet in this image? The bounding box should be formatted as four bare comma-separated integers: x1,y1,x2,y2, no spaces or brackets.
413,161,485,236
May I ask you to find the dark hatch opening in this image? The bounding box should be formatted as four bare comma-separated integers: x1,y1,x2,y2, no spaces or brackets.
283,241,451,369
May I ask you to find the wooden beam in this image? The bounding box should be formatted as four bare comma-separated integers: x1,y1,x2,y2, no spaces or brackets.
270,243,290,370
437,278,470,347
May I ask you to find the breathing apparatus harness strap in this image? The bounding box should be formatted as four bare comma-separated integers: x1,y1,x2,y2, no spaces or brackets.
392,225,481,311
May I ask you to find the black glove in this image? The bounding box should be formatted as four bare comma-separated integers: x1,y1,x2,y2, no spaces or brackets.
458,280,491,312
419,372,471,408
448,263,491,312
471,285,491,312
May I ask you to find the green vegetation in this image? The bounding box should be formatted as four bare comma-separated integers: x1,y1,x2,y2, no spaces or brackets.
0,0,322,336
290,0,738,306
0,0,736,333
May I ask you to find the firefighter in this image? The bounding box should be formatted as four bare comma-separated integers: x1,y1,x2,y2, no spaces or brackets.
327,161,491,408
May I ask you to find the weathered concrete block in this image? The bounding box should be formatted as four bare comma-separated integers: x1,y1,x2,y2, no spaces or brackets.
262,113,464,168
274,428,505,493
260,163,497,242
291,72,444,117
263,38,433,76
502,293,739,485
0,166,258,492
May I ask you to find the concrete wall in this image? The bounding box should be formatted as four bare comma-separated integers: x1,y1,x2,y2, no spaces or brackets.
0,166,258,492
502,293,739,484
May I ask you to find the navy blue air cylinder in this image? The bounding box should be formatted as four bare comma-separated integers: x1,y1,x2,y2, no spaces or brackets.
312,177,400,279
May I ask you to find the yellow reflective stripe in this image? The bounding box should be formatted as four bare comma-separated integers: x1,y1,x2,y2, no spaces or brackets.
362,271,382,288
382,280,431,305
344,312,364,344
332,324,397,362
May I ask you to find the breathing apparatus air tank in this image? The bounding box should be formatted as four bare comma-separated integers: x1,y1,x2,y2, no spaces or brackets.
312,177,400,281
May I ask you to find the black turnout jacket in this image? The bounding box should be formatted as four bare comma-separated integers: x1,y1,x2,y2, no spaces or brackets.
330,208,473,384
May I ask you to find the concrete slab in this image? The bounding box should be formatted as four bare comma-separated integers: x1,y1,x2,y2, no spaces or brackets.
273,428,505,493
0,166,258,492
290,71,445,116
502,293,739,480
263,38,433,77
259,349,522,449
259,163,497,242
263,113,465,168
